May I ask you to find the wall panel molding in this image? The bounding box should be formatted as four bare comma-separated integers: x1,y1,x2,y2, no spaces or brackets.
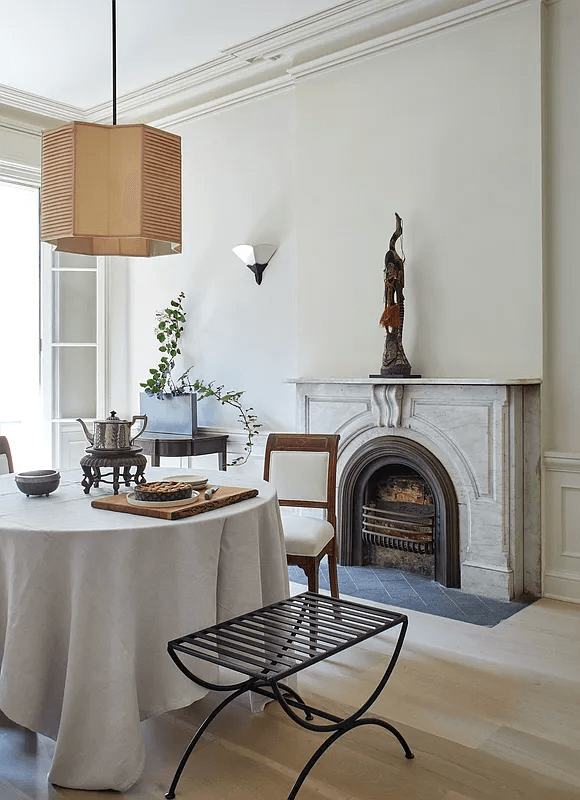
544,451,580,603
544,451,580,472
561,485,580,558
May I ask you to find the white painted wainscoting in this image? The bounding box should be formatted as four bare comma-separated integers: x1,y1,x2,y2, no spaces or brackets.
544,453,580,604
290,378,542,601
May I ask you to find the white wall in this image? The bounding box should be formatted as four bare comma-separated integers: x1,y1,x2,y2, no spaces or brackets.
542,0,580,603
294,4,543,379
0,124,40,166
127,0,543,402
127,90,298,450
544,0,580,453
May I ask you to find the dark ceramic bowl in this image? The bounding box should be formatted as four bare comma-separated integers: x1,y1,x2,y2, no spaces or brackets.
15,469,61,497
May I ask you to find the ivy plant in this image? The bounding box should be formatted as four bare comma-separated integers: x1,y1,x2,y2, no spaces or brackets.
140,292,261,466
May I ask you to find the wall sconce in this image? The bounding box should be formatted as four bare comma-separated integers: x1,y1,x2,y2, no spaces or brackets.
232,244,277,285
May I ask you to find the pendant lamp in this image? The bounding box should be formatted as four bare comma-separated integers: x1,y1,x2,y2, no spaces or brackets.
40,1,181,257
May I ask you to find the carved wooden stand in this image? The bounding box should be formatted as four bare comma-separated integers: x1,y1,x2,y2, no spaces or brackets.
80,450,147,495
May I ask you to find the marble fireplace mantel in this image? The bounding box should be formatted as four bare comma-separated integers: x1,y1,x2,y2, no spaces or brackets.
288,377,542,601
289,378,541,384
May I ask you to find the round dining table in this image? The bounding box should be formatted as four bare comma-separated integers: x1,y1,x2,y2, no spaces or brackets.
0,467,289,791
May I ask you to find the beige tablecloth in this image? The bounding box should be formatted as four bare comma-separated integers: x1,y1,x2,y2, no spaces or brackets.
0,467,289,790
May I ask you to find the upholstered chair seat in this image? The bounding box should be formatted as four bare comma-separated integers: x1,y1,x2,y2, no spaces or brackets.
281,514,335,557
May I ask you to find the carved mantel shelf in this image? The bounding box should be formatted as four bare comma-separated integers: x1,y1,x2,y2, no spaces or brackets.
288,377,542,385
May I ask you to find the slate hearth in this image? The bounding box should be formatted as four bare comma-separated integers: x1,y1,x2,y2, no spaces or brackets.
288,564,533,627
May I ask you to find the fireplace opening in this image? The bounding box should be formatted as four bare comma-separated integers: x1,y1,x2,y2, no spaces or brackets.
339,436,460,588
362,465,435,578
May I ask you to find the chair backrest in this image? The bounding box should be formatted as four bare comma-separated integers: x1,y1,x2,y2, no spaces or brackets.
0,436,14,475
263,433,339,528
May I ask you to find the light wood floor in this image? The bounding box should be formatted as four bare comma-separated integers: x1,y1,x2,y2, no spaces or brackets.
2,585,579,799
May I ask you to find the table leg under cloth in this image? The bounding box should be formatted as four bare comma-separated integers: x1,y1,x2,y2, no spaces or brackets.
164,592,413,800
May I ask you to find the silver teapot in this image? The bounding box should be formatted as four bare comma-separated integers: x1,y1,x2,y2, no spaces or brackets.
77,411,148,450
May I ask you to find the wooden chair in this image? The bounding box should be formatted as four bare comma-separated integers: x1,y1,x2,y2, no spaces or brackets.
263,433,340,597
0,436,14,474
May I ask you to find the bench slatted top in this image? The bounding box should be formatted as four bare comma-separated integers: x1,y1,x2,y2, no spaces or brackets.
168,591,407,684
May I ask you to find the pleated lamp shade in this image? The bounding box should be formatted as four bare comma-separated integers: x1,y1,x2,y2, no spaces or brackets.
40,121,182,257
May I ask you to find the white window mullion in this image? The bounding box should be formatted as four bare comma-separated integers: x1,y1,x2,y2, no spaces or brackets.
97,256,110,421
40,242,55,459
42,250,106,468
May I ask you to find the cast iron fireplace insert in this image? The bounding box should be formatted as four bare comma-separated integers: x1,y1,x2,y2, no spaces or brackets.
338,436,460,588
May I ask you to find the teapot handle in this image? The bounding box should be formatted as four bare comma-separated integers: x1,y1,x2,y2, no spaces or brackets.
130,415,148,444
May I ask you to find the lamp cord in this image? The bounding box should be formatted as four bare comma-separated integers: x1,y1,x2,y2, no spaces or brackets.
112,0,117,124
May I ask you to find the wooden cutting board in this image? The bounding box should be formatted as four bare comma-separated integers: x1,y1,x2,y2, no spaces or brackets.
91,485,259,520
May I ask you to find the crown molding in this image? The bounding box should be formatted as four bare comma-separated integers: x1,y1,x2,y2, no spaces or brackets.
0,0,538,129
85,0,407,123
0,83,84,127
226,0,535,64
85,54,289,125
154,75,294,130
288,0,533,79
0,114,42,138
221,0,407,62
150,0,535,126
85,54,245,124
0,159,40,187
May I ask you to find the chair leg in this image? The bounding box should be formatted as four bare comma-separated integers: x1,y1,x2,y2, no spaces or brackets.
327,549,339,599
304,559,319,593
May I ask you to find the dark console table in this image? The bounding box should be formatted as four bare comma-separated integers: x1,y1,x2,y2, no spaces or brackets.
165,591,413,799
139,432,228,470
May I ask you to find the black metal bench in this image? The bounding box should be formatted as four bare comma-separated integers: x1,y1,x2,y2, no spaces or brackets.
165,591,414,799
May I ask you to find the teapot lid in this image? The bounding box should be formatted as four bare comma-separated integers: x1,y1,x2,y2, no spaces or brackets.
104,411,125,423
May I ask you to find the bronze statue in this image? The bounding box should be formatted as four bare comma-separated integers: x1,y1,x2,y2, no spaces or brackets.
379,213,412,376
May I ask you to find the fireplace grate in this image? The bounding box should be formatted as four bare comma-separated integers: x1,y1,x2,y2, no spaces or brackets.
362,504,435,555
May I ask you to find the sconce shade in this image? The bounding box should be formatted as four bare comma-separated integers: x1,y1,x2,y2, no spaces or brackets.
232,244,277,284
41,121,182,257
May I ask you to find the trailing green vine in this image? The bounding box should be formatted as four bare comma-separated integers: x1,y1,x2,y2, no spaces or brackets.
140,292,261,466
141,291,186,396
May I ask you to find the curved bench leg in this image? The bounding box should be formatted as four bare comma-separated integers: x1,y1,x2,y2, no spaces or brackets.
287,717,414,800
165,685,249,799
278,682,314,721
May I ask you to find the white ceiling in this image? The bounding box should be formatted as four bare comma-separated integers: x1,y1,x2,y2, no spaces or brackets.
0,0,339,110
